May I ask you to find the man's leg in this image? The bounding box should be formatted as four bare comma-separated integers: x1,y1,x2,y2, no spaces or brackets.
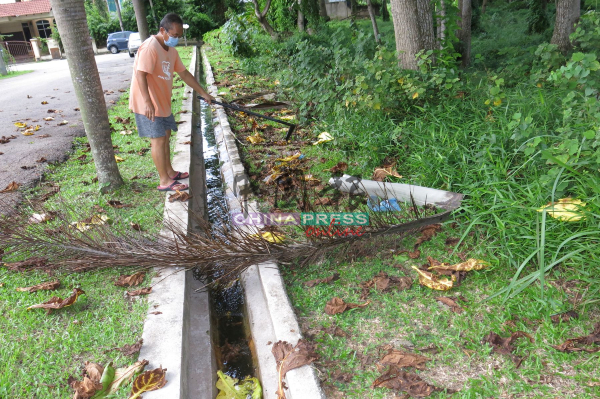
163,130,177,179
151,134,174,187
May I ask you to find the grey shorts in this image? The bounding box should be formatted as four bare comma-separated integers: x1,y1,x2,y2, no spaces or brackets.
134,113,178,138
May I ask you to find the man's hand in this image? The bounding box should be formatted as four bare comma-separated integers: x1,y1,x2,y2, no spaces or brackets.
201,93,215,105
144,99,155,121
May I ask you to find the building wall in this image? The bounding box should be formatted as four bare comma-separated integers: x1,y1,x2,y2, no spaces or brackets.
325,1,351,19
0,21,23,35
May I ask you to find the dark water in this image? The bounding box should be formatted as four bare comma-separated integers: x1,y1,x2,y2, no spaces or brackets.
194,99,255,381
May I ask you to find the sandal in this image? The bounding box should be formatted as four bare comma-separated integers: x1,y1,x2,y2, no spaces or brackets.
171,171,189,180
157,180,189,191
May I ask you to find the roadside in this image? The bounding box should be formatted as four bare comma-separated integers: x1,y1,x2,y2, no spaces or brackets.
202,15,600,398
0,46,193,399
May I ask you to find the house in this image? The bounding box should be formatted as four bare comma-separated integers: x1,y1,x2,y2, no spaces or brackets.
0,0,53,61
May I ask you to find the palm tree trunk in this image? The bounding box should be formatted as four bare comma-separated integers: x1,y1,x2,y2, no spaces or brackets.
114,0,124,32
367,0,381,44
132,0,150,41
390,0,422,70
49,0,123,192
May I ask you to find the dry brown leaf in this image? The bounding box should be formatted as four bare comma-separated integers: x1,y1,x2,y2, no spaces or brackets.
360,272,412,299
482,331,534,364
16,280,60,293
130,222,142,231
181,140,192,145
551,322,600,353
415,224,442,247
272,340,318,399
550,310,579,324
36,157,47,163
127,287,152,296
324,297,370,315
380,349,429,370
408,250,421,259
326,162,348,173
116,339,144,356
412,266,453,291
304,273,340,288
130,367,167,397
168,190,191,202
372,366,449,397
71,376,102,399
27,288,85,314
373,166,403,182
0,181,19,193
107,200,131,209
84,361,104,383
115,272,146,287
435,296,464,313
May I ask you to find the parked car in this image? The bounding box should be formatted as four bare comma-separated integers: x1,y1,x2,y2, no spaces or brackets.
107,31,133,54
127,32,141,58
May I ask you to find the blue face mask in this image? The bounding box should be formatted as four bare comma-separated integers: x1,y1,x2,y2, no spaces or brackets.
164,32,179,47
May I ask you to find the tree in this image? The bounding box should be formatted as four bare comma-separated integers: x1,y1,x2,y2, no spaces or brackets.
50,0,124,192
114,0,124,32
416,0,436,52
381,0,390,22
457,0,472,67
298,0,305,32
366,0,381,44
551,0,580,53
251,0,277,38
437,0,446,48
390,0,422,70
132,0,150,41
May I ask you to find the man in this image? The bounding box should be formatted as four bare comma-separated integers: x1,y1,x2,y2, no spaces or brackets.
129,13,213,191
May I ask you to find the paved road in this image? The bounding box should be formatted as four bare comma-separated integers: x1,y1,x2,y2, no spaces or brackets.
0,52,134,211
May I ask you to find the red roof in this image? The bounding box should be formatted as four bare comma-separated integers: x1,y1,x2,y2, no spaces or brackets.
0,0,52,18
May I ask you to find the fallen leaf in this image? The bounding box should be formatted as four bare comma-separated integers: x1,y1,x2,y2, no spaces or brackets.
107,200,131,208
21,129,35,136
36,157,47,163
181,141,192,145
16,280,60,293
373,166,403,181
127,287,152,296
168,190,191,202
380,348,429,370
412,266,453,291
130,222,142,231
415,224,442,247
551,322,600,353
71,376,102,399
129,367,167,399
326,162,348,173
41,101,48,104
537,198,586,222
109,360,148,394
0,181,19,193
372,366,448,397
71,214,109,231
150,311,162,315
360,272,412,299
115,339,144,356
115,272,146,287
114,156,125,162
27,288,86,314
58,120,69,126
28,212,54,224
550,310,579,324
428,258,489,272
482,331,534,364
313,132,333,145
37,134,51,138
304,273,340,288
408,250,421,259
325,297,370,315
246,132,264,144
120,130,133,135
216,370,262,399
435,296,464,313
74,107,80,111
272,340,318,399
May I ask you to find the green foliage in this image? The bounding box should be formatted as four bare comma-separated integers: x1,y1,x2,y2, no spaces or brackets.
85,0,121,45
216,13,258,57
182,6,218,39
526,0,550,34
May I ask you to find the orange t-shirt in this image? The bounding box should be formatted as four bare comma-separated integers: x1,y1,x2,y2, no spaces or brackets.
129,36,186,117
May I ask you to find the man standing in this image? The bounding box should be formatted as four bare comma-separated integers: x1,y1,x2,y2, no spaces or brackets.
129,13,213,191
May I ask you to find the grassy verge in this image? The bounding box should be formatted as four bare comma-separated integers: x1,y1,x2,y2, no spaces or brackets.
0,46,193,399
0,70,33,80
204,9,600,398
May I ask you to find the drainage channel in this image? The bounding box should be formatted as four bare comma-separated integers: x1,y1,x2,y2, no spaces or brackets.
189,95,257,389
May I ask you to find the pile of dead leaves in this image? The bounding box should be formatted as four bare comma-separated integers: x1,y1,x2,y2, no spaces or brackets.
69,360,167,399
552,322,600,353
324,297,370,315
372,347,455,397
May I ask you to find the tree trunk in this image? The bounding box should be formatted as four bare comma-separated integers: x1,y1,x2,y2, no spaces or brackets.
147,0,159,30
366,0,381,44
551,0,578,53
132,0,150,41
252,0,278,39
49,0,123,192
416,0,436,52
381,0,390,21
390,0,422,70
457,0,472,67
482,0,487,13
437,0,446,48
298,0,305,32
114,0,124,32
319,0,329,19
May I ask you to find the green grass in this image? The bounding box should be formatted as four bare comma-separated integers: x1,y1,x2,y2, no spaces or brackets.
205,5,600,397
0,46,194,398
0,70,33,80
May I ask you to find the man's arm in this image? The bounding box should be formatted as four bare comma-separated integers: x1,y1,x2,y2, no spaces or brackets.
137,70,156,121
177,69,214,104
